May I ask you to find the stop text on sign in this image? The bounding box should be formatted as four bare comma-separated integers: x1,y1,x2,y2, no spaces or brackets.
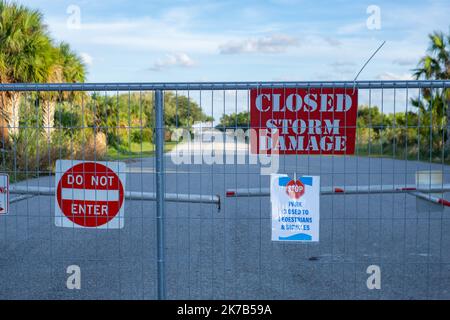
250,88,358,154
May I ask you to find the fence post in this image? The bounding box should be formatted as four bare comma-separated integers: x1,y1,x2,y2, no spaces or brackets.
155,90,166,300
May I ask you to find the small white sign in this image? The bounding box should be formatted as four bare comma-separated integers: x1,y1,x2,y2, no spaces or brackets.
55,160,126,229
0,174,9,215
271,174,320,242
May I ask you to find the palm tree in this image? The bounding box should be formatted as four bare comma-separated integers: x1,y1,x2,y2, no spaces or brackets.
0,50,8,144
0,1,55,142
413,30,450,150
0,2,86,141
59,42,86,84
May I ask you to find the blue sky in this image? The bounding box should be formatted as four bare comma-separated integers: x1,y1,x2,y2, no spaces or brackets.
15,0,450,84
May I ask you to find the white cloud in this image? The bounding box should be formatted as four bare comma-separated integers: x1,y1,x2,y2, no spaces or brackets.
330,61,356,68
376,72,414,81
219,34,299,54
329,61,357,76
80,52,93,65
45,17,230,54
150,53,195,71
322,36,342,47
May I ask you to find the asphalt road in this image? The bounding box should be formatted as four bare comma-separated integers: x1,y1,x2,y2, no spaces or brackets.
1,147,450,300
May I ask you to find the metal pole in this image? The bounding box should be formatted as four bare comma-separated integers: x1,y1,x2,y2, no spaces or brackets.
226,184,450,196
8,186,221,206
155,90,166,300
1,80,450,92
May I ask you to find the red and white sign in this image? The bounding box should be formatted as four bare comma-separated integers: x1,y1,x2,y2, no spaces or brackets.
55,160,126,229
0,174,9,215
250,88,358,154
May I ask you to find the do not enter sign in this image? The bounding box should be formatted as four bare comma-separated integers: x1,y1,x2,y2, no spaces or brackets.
55,160,126,229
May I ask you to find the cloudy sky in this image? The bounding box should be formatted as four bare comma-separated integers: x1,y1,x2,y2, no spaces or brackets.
16,0,450,84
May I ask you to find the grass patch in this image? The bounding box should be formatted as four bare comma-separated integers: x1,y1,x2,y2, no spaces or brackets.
354,143,449,164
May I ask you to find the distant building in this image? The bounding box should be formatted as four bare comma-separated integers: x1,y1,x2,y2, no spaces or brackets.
192,121,214,130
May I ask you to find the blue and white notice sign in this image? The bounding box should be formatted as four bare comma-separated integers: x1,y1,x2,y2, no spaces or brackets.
271,174,320,242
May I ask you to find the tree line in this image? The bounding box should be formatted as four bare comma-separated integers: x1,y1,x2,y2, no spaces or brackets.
0,1,211,178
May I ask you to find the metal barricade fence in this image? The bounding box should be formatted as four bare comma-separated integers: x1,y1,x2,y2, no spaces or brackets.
0,80,450,299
